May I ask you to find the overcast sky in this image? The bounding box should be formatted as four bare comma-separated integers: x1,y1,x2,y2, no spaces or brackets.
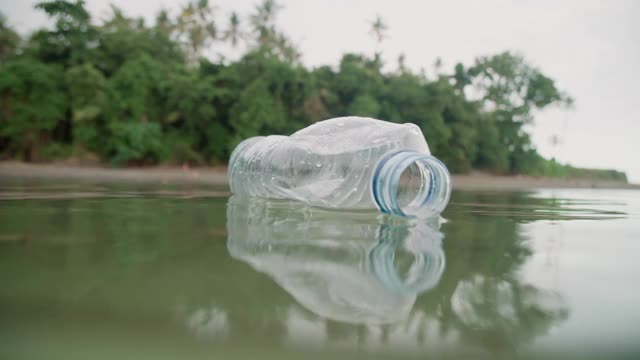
2,0,639,182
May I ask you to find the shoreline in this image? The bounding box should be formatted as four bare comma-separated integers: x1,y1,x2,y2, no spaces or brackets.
0,162,637,190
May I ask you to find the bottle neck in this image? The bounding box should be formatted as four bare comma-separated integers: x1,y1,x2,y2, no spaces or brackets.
371,151,451,217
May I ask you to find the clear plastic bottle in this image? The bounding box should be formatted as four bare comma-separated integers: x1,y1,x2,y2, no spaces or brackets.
228,116,451,217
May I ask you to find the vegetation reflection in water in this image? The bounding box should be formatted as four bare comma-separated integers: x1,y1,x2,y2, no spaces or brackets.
0,187,605,358
223,194,570,354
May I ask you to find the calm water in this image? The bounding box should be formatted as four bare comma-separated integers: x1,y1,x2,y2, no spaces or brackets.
0,183,639,359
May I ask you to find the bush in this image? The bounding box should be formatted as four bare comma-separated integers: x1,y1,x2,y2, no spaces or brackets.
107,122,164,166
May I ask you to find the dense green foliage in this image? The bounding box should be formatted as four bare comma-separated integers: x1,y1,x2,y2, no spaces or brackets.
0,1,625,181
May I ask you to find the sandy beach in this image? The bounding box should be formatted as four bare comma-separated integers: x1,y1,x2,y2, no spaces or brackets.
1,161,636,190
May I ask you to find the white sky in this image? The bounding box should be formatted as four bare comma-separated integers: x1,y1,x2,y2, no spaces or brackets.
2,0,639,182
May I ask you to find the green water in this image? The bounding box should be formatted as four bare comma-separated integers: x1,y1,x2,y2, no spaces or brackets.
0,183,639,359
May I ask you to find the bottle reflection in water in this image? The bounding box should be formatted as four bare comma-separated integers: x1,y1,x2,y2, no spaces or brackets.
226,196,445,325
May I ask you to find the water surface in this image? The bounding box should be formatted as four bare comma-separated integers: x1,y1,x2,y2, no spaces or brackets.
0,183,638,359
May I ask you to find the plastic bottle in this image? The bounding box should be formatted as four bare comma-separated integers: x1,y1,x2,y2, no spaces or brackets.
228,116,451,217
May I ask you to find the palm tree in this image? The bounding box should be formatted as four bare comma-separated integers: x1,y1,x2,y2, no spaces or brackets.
369,15,387,45
174,0,217,63
224,12,242,47
155,9,173,36
250,0,281,47
275,33,300,63
397,53,407,74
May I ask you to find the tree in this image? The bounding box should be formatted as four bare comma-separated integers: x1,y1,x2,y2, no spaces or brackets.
65,63,108,149
330,54,384,116
160,66,220,163
229,77,286,147
248,0,299,63
155,9,173,36
30,0,95,66
464,52,574,172
250,0,281,47
0,59,65,160
468,52,572,120
369,15,387,45
396,53,408,74
174,0,218,63
0,13,20,62
97,6,184,75
223,12,243,47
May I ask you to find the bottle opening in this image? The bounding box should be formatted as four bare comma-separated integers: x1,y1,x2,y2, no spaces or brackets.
397,162,431,210
372,151,451,217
